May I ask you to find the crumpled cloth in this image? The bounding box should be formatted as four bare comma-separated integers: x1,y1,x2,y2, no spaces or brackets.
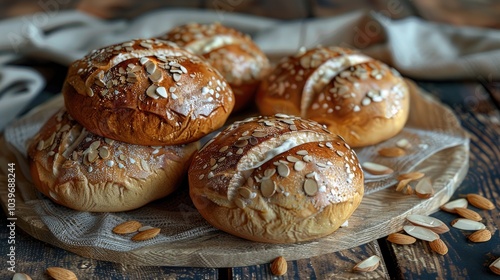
0,9,499,129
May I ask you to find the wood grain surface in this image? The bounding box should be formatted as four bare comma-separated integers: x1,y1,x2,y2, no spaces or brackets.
0,83,469,270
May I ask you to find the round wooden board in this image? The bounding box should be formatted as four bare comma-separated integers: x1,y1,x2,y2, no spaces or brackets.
0,81,469,267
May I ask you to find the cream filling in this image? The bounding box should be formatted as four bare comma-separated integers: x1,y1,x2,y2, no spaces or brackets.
185,35,238,54
301,54,373,116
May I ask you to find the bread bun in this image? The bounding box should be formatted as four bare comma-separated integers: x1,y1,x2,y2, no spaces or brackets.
160,23,270,112
28,109,198,212
188,114,364,243
256,46,410,147
63,38,234,146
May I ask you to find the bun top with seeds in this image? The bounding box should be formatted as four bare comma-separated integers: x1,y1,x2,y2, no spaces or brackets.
188,114,364,243
28,109,198,212
256,46,410,147
63,38,235,146
160,23,270,112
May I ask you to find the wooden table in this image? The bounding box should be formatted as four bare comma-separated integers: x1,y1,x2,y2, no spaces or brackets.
1,62,499,279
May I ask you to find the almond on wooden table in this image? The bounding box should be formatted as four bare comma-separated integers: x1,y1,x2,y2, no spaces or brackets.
490,257,500,275
387,233,417,245
397,172,425,181
406,214,449,234
46,267,78,280
466,193,495,210
12,273,32,280
270,256,287,276
429,239,448,255
352,255,381,272
455,208,482,221
440,198,468,213
450,218,486,230
362,162,394,175
467,229,492,243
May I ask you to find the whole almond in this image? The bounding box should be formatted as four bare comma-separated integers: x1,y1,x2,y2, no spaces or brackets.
387,233,416,245
46,267,77,280
455,208,482,221
353,255,381,272
131,227,161,241
378,147,406,157
397,172,425,181
466,194,495,210
468,229,492,243
112,220,142,234
270,256,287,276
429,239,448,255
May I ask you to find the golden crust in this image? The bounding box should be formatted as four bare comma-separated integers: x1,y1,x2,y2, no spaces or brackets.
28,109,198,212
63,38,234,146
161,23,270,112
256,46,410,147
188,115,364,243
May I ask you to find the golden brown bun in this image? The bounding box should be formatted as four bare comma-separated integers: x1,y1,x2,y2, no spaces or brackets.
256,46,410,147
63,38,234,146
28,109,198,212
160,23,270,112
188,114,364,243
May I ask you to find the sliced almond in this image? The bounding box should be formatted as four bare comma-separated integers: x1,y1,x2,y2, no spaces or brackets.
12,273,32,280
46,267,78,280
455,208,482,221
131,227,161,241
396,138,412,149
397,172,425,181
112,220,142,234
440,198,468,213
468,229,492,243
270,256,287,276
403,225,439,242
378,147,406,157
450,218,486,231
404,185,414,195
362,162,393,175
387,233,416,245
406,214,449,234
396,179,412,192
466,194,495,210
429,239,448,255
353,255,381,272
415,177,434,199
490,257,500,275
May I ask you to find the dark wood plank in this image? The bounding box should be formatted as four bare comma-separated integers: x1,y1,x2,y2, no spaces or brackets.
379,81,500,279
482,82,500,110
310,0,414,19
204,0,310,19
0,209,218,279
231,241,390,279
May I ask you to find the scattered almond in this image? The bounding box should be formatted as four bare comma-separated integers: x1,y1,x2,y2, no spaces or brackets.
429,239,448,255
353,255,381,272
46,267,77,280
466,194,495,210
404,185,414,195
455,208,482,222
270,256,287,276
450,219,486,231
397,172,425,181
12,273,32,280
112,220,142,235
468,229,492,243
396,179,412,192
440,198,468,213
362,162,394,175
403,225,439,242
406,214,450,234
396,138,412,149
131,227,161,241
415,177,434,199
378,147,406,157
387,233,416,245
490,257,500,275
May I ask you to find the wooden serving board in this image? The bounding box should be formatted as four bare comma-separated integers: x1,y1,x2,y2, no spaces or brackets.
0,81,469,267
